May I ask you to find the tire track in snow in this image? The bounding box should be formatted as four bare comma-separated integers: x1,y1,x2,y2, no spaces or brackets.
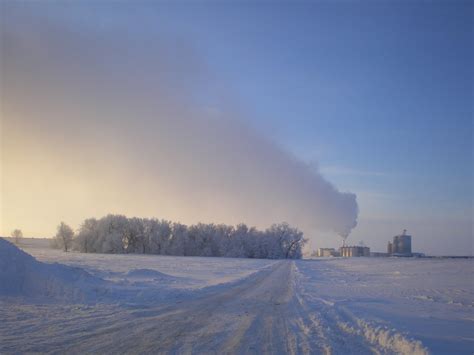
293,261,430,355
2,259,429,354
62,260,384,354
58,261,334,354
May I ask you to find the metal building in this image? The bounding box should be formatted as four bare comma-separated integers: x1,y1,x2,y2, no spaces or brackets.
339,246,370,257
316,248,339,257
388,230,412,256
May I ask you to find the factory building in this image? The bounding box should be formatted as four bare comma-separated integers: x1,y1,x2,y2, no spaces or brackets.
339,246,370,257
316,248,339,257
387,230,412,256
314,230,418,258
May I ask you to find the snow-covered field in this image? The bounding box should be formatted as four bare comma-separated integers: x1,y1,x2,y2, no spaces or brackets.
1,238,473,354
18,238,277,291
296,258,474,354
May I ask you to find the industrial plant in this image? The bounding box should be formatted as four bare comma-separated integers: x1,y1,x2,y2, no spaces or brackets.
315,245,370,257
387,229,412,256
314,230,421,258
340,245,371,257
316,245,371,257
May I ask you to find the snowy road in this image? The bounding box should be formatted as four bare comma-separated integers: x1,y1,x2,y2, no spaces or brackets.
2,259,430,354
77,261,300,354
3,240,472,354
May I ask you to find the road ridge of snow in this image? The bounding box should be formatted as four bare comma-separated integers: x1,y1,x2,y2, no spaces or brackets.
293,261,430,355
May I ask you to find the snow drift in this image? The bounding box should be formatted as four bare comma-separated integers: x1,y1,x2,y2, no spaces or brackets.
0,238,103,302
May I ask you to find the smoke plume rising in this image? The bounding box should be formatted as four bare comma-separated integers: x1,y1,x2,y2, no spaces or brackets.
1,5,358,245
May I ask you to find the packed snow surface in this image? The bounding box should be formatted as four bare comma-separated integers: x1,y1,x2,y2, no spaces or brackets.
1,238,473,354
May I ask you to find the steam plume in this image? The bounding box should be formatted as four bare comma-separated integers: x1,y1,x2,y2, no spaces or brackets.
1,5,358,245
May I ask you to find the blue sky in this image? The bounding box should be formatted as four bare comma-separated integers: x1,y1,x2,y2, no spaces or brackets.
135,1,473,252
65,1,473,209
157,1,473,206
3,1,472,254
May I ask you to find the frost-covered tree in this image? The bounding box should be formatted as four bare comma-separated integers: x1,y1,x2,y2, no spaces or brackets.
222,224,247,258
243,227,265,259
67,215,306,259
264,223,307,259
100,215,128,253
145,219,172,254
125,217,145,253
11,229,23,244
53,222,74,252
74,218,98,253
214,224,234,257
168,222,187,256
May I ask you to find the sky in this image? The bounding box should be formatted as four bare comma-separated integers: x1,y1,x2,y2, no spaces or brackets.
1,1,472,255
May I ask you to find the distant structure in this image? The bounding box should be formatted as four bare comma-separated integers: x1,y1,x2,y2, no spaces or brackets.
340,233,349,247
313,229,419,258
387,229,412,256
316,248,339,257
340,246,370,257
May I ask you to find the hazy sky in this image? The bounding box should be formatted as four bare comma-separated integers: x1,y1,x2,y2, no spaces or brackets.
1,1,472,255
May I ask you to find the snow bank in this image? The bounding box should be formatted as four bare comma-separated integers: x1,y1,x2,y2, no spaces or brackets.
0,238,104,302
338,319,429,355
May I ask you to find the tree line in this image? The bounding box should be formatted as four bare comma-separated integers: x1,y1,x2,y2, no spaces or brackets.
51,215,307,259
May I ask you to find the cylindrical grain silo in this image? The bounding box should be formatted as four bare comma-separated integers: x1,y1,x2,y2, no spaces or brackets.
398,234,412,255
